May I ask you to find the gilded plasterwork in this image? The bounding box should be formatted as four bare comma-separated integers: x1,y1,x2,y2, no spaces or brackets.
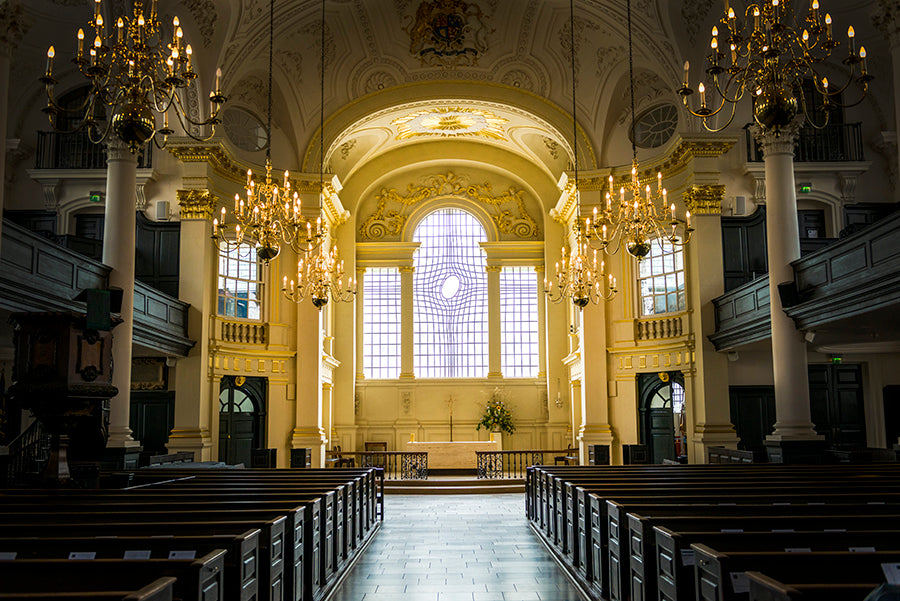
359,172,539,240
392,107,507,140
177,189,218,221
683,184,726,215
404,0,492,68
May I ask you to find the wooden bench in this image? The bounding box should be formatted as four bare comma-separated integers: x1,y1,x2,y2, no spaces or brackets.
654,527,900,601
0,576,177,601
0,551,226,601
745,570,883,601
692,545,900,601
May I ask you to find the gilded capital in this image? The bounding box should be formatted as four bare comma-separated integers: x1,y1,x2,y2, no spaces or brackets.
683,184,726,216
177,189,218,221
750,115,805,157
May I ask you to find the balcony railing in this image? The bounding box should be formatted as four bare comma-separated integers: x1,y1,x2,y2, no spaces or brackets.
35,131,153,170
745,122,864,163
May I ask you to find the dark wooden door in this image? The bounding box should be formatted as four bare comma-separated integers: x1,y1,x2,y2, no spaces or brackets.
129,391,175,455
648,408,675,464
135,213,180,298
218,377,266,466
721,207,767,291
729,386,776,451
808,364,866,447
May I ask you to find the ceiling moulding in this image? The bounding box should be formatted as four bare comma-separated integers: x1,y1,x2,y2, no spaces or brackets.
357,171,540,242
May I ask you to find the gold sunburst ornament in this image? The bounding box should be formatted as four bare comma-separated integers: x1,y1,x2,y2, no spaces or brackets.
392,107,507,140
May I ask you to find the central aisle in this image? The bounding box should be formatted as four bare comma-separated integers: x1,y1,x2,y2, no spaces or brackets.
329,494,587,601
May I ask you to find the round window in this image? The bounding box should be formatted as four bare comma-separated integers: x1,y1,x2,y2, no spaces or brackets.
630,104,678,149
222,107,268,152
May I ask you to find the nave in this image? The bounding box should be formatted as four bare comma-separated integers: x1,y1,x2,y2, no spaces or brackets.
329,495,586,601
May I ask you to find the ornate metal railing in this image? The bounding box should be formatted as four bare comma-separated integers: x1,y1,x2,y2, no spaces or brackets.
476,449,576,479
35,131,153,169
745,122,864,163
334,451,428,480
4,420,52,487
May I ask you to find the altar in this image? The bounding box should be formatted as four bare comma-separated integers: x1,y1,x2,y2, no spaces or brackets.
402,441,500,469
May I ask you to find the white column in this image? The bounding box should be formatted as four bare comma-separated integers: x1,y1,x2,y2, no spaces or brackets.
754,122,819,442
103,140,140,448
0,2,27,252
399,265,415,379
486,265,502,378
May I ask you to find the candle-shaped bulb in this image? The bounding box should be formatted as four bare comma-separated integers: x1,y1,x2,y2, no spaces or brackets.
173,16,180,27
847,25,855,53
46,46,55,75
728,7,735,19
176,26,183,41
698,82,707,107
94,35,102,49
137,14,144,27
711,37,718,51
686,210,692,228
825,13,832,37
822,76,829,90
657,171,662,192
77,29,85,55
711,26,718,37
283,275,288,288
682,60,689,86
802,29,809,43
116,18,124,42
215,67,222,91
812,0,819,8
860,46,868,74
96,14,103,27
670,202,676,220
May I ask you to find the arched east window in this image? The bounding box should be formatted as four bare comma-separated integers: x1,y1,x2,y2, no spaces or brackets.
413,208,488,378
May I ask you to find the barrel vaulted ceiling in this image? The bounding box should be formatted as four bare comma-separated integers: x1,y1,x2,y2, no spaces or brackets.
10,0,890,213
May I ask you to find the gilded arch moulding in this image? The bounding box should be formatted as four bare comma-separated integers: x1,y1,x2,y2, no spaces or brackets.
358,172,540,241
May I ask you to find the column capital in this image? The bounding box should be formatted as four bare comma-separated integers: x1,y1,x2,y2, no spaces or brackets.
683,184,726,216
177,189,218,220
399,265,415,274
873,0,900,47
0,1,29,56
750,115,805,157
105,139,140,163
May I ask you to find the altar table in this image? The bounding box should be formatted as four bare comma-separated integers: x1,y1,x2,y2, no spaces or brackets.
402,441,500,469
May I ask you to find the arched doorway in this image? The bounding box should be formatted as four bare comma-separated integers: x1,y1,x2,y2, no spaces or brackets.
218,376,267,466
638,372,687,464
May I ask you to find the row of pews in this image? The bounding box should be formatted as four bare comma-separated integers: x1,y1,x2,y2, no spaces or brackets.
0,467,384,601
527,463,900,601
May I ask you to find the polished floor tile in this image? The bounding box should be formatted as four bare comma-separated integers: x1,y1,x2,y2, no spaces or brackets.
328,495,587,601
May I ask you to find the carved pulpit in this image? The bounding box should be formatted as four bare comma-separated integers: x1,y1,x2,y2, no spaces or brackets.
8,311,119,485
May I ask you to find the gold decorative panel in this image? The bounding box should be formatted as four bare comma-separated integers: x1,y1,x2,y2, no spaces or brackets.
359,172,539,240
392,107,507,140
684,184,726,216
177,189,218,221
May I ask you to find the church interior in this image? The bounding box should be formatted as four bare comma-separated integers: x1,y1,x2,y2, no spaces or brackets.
0,0,898,476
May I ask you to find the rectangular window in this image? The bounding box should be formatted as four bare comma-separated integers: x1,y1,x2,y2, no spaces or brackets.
363,267,401,379
638,240,686,316
217,242,262,320
501,267,539,378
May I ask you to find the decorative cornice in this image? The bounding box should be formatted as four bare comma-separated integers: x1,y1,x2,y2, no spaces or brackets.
177,189,218,221
684,184,726,216
167,142,246,184
358,171,539,241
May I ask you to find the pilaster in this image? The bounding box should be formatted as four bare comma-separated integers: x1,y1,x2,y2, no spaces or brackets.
486,265,502,378
168,189,218,459
578,301,614,464
399,265,415,379
0,1,29,253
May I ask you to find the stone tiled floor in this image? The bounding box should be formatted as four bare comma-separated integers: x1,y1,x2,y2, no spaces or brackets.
329,494,587,601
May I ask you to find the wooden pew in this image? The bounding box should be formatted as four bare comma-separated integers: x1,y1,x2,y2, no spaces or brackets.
0,531,260,601
0,576,177,601
745,571,882,601
0,550,227,601
654,526,900,601
691,545,900,601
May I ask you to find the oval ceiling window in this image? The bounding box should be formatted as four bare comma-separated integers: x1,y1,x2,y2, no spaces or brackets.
440,274,461,299
630,104,678,149
222,107,268,152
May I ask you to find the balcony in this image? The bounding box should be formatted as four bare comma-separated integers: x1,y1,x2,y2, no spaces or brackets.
35,131,152,169
0,220,193,357
745,123,864,163
710,210,900,351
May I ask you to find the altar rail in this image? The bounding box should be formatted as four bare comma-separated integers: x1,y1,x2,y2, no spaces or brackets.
328,451,428,480
476,450,576,479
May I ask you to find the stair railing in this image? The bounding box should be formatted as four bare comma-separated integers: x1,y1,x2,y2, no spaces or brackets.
4,420,51,486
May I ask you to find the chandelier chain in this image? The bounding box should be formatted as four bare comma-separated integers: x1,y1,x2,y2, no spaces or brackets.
266,0,274,162
627,0,636,164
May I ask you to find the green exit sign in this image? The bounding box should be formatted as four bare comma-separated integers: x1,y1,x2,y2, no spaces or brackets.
89,192,103,203
799,184,812,194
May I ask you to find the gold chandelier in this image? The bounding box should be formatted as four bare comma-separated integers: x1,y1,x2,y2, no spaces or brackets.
283,244,356,309
212,0,325,263
678,0,871,132
544,0,616,309
282,0,356,309
585,0,692,261
40,0,226,153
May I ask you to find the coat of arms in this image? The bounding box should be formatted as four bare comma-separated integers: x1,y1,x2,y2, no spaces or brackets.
404,0,492,68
